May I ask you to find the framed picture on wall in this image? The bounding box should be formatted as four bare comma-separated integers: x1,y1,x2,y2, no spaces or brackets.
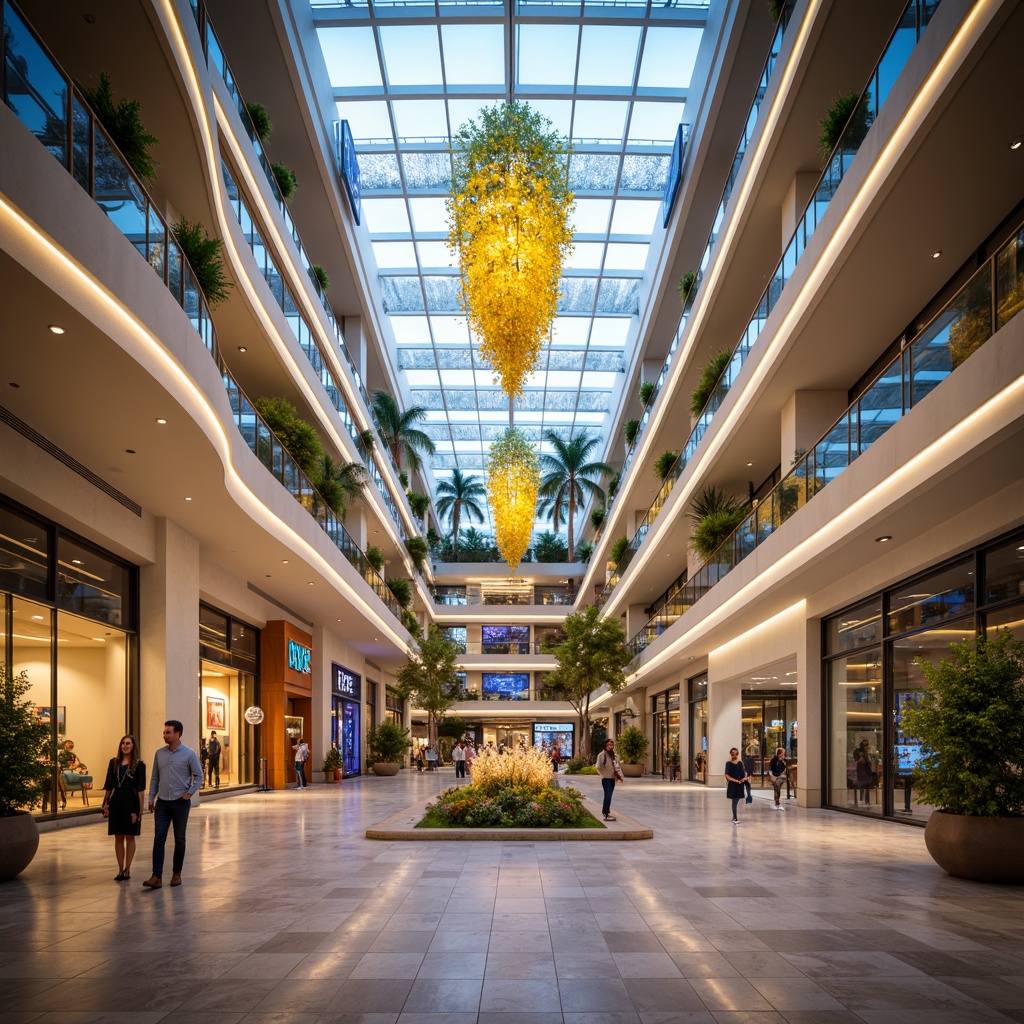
35,706,67,736
206,697,226,729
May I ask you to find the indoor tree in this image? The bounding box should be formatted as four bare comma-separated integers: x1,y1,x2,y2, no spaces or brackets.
434,468,486,560
370,390,436,473
537,430,611,562
541,605,632,755
393,626,462,749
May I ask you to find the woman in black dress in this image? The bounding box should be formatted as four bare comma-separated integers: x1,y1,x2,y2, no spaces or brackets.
101,735,146,881
724,747,750,825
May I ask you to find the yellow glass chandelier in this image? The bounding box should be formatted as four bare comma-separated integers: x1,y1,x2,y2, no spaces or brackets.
448,102,574,400
487,428,540,573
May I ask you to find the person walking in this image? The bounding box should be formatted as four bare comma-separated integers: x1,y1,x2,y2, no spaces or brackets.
452,739,467,779
425,745,438,771
551,744,561,774
595,738,623,822
725,747,750,825
142,720,202,890
767,746,788,810
206,730,222,788
101,735,146,881
293,737,310,789
464,741,475,775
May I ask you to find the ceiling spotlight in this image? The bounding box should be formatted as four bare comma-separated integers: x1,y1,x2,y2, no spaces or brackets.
746,461,753,467
931,250,942,259
1010,137,1022,151
237,346,248,353
875,535,892,543
72,559,83,565
185,497,193,501
156,418,167,425
47,324,65,334
282,559,290,564
308,581,314,586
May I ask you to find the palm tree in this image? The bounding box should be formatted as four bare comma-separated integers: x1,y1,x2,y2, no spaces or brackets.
370,390,436,473
434,468,486,561
537,430,612,562
311,454,367,520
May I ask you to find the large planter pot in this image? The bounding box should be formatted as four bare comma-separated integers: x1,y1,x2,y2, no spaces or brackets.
0,811,40,882
620,764,644,778
373,762,400,777
924,810,1024,884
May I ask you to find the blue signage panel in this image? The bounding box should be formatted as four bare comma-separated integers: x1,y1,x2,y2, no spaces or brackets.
332,662,361,700
287,639,311,674
662,123,685,227
339,119,361,226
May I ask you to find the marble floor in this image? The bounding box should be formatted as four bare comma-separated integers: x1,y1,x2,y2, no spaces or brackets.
4,771,1024,1024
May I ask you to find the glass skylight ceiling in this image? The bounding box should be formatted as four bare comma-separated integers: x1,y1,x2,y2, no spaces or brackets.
309,1,709,536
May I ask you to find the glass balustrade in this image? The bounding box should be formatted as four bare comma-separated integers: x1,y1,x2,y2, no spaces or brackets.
602,0,941,603
2,0,216,356
629,220,1023,658
221,365,402,618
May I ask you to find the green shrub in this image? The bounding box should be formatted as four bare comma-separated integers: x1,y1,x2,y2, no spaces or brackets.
310,263,329,293
405,535,429,573
691,349,732,418
407,492,430,519
0,668,53,816
172,218,233,307
608,473,620,499
639,381,655,406
272,162,298,200
252,396,323,476
653,450,679,481
78,71,159,180
617,724,649,764
678,270,697,303
322,747,342,773
590,507,606,531
245,101,273,144
564,759,597,775
576,540,593,564
623,419,640,447
400,608,421,637
421,783,595,828
366,546,385,572
368,720,411,763
386,576,412,609
819,90,873,164
534,531,568,562
609,535,629,565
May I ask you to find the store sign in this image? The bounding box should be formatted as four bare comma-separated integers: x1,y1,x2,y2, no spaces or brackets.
287,639,311,674
534,723,571,733
244,706,265,725
332,663,361,700
339,120,361,225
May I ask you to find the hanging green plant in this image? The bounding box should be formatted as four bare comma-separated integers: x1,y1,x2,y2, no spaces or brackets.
385,576,412,609
767,0,784,23
639,381,655,406
171,218,233,307
653,450,679,481
78,71,159,180
400,609,421,638
678,270,697,304
272,162,298,201
407,492,431,520
819,90,873,164
608,473,620,499
244,101,273,144
310,264,329,293
252,396,323,476
365,546,385,573
691,349,732,419
590,506,606,532
359,428,376,450
623,419,640,447
405,536,429,573
688,485,750,560
576,540,593,564
609,536,629,565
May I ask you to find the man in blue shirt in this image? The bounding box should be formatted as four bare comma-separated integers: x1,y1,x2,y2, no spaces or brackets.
142,720,203,889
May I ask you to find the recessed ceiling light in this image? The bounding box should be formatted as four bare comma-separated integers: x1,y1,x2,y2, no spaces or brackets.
72,559,83,565
185,496,193,501
282,559,290,564
31,615,44,620
308,581,314,585
1010,137,1022,151
875,535,892,543
47,324,65,334
237,346,248,352
931,250,942,259
746,461,753,467
156,418,167,425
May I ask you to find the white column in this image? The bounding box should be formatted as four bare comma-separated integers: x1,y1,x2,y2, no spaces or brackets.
781,171,820,249
781,390,847,471
796,614,822,807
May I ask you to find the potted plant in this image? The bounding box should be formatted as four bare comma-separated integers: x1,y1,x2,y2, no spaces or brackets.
0,668,52,881
617,724,649,777
639,381,655,407
653,450,679,482
172,218,233,307
245,101,273,144
368,720,411,777
78,72,159,180
405,535,429,573
688,485,750,562
609,535,629,567
310,263,329,294
322,747,343,783
590,507,606,532
365,546,385,573
900,629,1024,883
818,90,873,165
691,349,732,419
272,162,298,201
678,270,698,305
386,576,412,609
623,419,640,448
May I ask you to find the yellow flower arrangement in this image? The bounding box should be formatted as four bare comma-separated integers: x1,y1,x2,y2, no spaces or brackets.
448,102,574,400
487,427,539,572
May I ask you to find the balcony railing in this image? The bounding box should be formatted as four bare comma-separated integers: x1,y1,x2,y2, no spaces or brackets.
2,0,216,357
630,218,1024,657
221,365,402,619
602,0,942,604
457,642,553,655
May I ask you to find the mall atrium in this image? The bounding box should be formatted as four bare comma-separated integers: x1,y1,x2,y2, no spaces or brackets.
2,0,1023,828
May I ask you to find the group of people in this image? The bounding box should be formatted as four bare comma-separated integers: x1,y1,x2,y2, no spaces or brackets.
725,745,790,823
98,720,203,887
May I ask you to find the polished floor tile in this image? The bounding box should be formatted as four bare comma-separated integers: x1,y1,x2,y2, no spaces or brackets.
6,772,1024,1024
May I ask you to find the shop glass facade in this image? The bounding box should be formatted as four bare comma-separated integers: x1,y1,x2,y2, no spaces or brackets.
688,674,708,782
652,687,680,778
331,663,361,777
824,529,1024,823
198,604,258,788
741,692,797,788
1,498,138,817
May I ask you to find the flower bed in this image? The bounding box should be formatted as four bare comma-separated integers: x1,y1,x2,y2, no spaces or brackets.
419,783,600,828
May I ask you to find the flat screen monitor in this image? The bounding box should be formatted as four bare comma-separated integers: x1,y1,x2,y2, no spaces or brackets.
482,673,529,697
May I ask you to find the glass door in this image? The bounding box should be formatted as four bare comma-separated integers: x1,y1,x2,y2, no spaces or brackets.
690,699,708,782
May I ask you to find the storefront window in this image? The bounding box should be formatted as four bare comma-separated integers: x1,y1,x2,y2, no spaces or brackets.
0,503,49,601
651,688,680,778
888,560,974,635
481,624,530,653
983,536,1024,605
825,597,881,655
57,535,132,628
385,686,404,726
987,601,1024,639
827,650,883,814
688,674,707,782
331,663,362,776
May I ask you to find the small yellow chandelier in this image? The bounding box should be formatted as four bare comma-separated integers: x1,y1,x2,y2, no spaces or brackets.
487,427,540,573
448,102,573,400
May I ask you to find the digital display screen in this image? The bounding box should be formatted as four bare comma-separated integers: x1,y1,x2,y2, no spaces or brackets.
482,673,529,697
896,744,923,772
